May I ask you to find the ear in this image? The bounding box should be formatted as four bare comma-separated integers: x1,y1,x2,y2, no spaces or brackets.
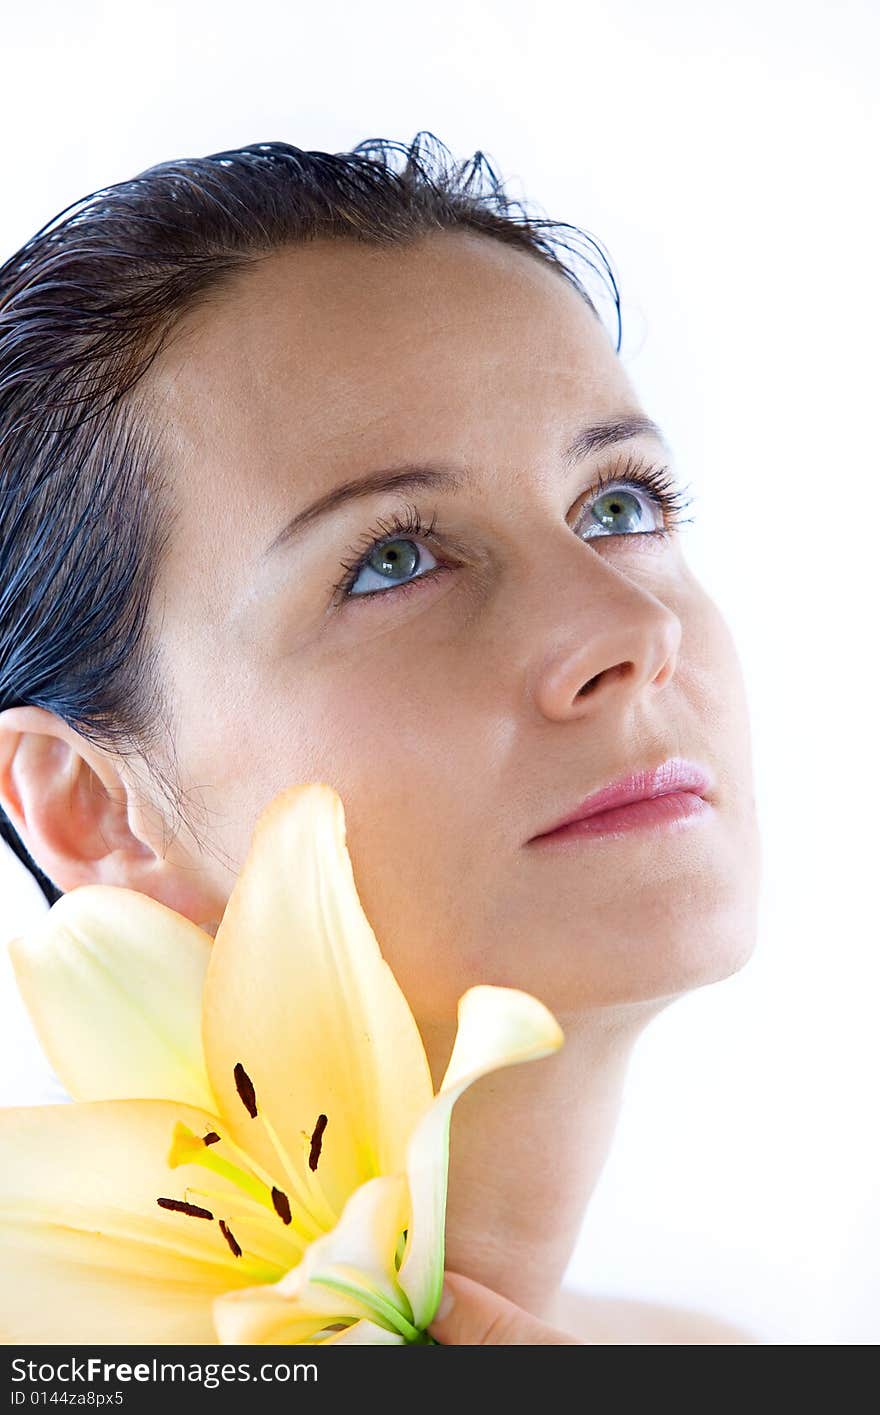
0,705,227,930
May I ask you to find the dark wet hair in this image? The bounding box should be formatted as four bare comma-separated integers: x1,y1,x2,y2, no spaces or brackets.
0,131,622,907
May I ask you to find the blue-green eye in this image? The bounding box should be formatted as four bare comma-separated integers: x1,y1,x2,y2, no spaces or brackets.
334,458,694,606
332,504,441,604
347,534,439,597
582,484,650,537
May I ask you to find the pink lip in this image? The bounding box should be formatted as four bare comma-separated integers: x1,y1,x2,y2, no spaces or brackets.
528,757,713,843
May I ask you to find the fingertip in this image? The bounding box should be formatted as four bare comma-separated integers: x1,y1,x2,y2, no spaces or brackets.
434,1278,455,1322
427,1272,462,1341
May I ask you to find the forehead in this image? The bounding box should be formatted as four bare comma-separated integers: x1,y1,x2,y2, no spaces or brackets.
152,228,622,410
145,231,634,603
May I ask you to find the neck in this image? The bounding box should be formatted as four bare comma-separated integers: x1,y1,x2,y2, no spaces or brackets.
420,999,661,1321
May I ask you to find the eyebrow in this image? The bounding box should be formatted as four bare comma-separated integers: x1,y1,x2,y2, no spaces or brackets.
263,412,668,557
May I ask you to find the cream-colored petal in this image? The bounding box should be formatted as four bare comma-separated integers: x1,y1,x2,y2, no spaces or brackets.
8,886,215,1111
397,985,564,1329
0,1099,285,1344
202,783,434,1213
281,1174,413,1324
215,1174,415,1344
213,1287,348,1345
318,1319,407,1344
214,1299,404,1345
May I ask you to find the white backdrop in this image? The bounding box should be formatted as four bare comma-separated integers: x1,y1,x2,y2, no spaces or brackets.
1,0,877,1345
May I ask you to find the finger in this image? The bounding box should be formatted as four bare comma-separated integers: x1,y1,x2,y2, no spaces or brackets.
427,1270,585,1345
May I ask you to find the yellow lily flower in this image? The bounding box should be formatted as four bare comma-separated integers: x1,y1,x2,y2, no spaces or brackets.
1,782,564,1344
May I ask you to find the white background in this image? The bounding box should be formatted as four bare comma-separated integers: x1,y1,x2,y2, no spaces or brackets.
1,0,878,1345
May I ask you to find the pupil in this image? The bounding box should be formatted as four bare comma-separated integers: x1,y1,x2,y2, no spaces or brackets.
594,489,642,532
372,539,418,579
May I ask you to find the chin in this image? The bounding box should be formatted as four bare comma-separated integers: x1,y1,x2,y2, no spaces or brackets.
494,915,760,1017
487,823,762,1013
592,902,761,1007
385,811,763,1026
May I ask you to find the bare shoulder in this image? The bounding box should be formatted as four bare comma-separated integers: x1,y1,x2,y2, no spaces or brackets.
551,1288,761,1345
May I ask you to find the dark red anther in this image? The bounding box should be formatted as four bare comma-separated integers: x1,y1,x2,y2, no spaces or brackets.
219,1219,242,1257
233,1062,258,1118
271,1186,292,1225
157,1197,213,1220
203,1131,221,1146
309,1113,328,1172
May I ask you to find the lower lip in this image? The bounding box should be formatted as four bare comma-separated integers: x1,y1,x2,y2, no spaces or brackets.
529,790,711,844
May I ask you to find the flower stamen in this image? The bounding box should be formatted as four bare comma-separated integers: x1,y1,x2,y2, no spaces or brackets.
182,1185,311,1258
233,1062,258,1118
287,1123,338,1231
257,1111,336,1234
218,1219,242,1258
166,1120,328,1251
309,1114,328,1171
271,1186,292,1225
227,1064,337,1233
167,1122,277,1210
156,1197,213,1220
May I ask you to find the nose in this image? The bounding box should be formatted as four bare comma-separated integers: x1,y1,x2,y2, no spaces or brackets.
528,541,683,722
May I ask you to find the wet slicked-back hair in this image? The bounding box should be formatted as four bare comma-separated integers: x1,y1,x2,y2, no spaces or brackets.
0,131,621,906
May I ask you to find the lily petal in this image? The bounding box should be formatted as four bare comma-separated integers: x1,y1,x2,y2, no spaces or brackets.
318,1319,407,1344
212,1289,352,1345
284,1174,414,1329
202,784,434,1213
215,1174,414,1344
8,886,215,1111
0,1099,282,1343
397,985,564,1329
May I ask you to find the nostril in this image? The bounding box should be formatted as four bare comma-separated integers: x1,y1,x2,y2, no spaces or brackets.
577,663,634,697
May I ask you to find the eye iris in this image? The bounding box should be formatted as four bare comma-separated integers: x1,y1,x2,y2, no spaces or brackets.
592,488,642,533
369,538,419,581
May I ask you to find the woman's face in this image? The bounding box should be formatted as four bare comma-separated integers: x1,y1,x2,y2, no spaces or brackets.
142,230,760,1023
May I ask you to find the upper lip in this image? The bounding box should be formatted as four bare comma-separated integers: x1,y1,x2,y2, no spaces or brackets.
528,757,713,840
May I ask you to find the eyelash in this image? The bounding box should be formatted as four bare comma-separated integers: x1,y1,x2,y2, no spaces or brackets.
331,454,696,607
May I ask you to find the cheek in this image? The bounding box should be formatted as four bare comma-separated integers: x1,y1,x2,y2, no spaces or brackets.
682,587,757,792
673,580,762,917
269,656,497,1019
